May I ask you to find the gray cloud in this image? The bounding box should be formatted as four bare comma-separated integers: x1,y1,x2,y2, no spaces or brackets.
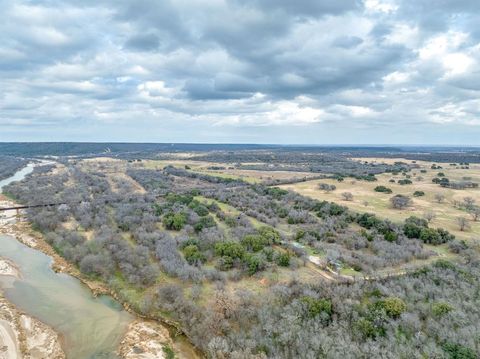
124,33,160,51
0,0,479,144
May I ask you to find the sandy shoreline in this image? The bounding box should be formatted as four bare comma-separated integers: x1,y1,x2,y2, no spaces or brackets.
0,295,65,359
0,195,200,359
0,258,20,279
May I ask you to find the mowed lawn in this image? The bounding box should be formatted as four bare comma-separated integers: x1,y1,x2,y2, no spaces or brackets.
279,158,480,241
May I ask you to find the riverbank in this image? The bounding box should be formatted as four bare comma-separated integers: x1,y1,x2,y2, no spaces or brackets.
0,196,109,296
0,258,20,278
0,194,200,359
0,260,65,359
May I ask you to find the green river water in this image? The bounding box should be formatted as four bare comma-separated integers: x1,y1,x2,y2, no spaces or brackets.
0,163,133,358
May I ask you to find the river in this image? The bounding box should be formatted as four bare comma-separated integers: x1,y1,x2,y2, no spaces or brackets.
0,163,133,358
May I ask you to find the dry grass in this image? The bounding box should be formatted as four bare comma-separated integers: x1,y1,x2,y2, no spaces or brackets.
140,159,322,184
280,158,480,240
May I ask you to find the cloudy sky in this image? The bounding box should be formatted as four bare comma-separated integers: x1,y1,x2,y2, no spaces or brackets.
1,0,479,144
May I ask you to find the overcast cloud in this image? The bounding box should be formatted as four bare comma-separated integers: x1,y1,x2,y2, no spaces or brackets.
0,0,479,144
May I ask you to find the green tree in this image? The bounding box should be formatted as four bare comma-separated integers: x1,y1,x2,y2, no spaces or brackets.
300,296,332,318
275,252,290,267
258,226,281,244
215,241,245,259
163,212,187,230
183,245,206,265
241,235,268,252
432,302,453,317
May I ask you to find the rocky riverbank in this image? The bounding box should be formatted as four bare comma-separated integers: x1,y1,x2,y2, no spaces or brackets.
118,320,175,359
0,258,20,278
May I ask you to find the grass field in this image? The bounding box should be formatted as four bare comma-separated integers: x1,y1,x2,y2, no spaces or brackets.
140,159,319,184
279,158,480,240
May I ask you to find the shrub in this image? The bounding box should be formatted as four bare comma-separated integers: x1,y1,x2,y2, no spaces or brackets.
405,216,429,227
383,231,398,242
163,212,187,230
419,228,441,244
193,204,209,216
442,342,477,359
275,252,290,267
162,346,175,359
328,202,346,216
215,241,245,259
374,185,392,194
403,225,420,238
398,179,413,185
258,226,281,244
194,215,216,232
432,302,453,317
318,183,336,192
436,228,455,243
341,192,354,201
376,297,407,318
243,254,265,275
183,245,206,265
216,256,234,271
356,213,383,229
300,296,332,318
390,194,412,209
354,318,385,339
266,187,288,199
413,191,425,197
241,234,268,252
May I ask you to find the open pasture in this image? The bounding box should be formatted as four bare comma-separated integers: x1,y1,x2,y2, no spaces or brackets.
280,158,480,240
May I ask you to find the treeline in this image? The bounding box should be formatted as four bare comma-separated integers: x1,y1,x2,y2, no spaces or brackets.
190,151,410,176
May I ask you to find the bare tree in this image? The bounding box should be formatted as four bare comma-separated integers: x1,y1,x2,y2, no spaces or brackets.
423,211,436,223
467,206,480,222
318,183,336,193
463,196,476,209
362,200,369,207
390,194,412,209
434,193,445,203
456,217,471,231
341,192,353,201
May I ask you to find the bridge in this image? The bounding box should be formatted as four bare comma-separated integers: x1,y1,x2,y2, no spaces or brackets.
0,203,68,212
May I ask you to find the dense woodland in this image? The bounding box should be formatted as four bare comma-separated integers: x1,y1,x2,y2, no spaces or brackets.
1,154,479,358
0,142,478,164
0,156,28,181
190,151,411,176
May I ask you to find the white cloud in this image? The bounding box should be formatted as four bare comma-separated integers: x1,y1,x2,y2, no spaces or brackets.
442,53,475,76
365,0,398,13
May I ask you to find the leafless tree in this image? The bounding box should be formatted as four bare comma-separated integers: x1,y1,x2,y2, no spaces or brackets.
390,194,412,209
341,192,353,201
467,206,480,221
463,196,476,209
434,193,445,203
423,211,436,223
456,216,471,231
318,183,336,192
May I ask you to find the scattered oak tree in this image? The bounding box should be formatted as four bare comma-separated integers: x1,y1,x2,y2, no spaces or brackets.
390,194,412,209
